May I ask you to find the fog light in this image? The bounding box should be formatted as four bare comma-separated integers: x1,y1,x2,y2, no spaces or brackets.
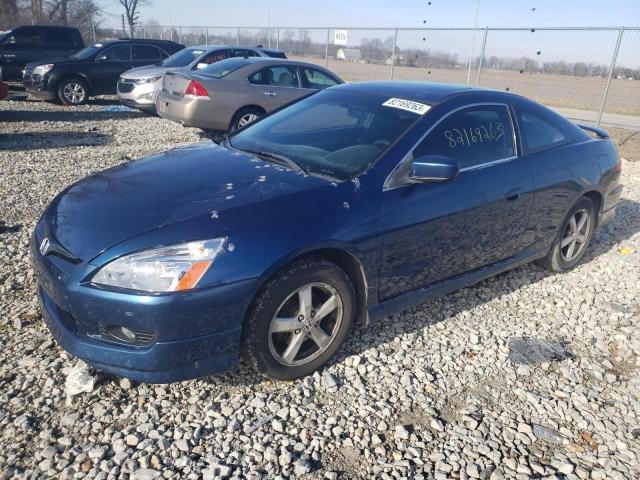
101,324,155,346
106,325,136,342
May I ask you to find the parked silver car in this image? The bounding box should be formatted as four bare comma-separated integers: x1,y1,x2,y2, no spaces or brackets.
155,57,343,132
118,45,286,112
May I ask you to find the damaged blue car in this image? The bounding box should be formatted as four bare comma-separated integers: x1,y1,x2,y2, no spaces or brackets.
31,81,622,382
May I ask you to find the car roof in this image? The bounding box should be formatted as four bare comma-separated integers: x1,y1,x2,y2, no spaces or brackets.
99,38,181,46
330,81,497,104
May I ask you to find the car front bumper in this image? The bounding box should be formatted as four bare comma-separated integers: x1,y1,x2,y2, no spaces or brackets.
117,78,161,111
30,230,254,383
23,71,56,100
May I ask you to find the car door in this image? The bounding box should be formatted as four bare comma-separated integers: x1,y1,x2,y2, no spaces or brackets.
0,26,44,79
248,65,306,111
44,28,78,59
378,103,535,300
91,44,133,94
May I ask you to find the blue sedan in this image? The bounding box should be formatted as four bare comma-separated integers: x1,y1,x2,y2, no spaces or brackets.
31,81,623,382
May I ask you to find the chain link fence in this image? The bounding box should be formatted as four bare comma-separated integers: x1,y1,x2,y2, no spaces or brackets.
86,25,640,129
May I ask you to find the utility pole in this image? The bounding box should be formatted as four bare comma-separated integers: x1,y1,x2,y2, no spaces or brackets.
466,0,480,84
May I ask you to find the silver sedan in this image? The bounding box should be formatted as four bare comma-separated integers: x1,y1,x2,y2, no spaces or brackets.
155,57,343,132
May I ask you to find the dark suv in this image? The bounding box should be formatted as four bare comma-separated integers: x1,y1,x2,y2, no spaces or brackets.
0,25,84,81
23,38,184,105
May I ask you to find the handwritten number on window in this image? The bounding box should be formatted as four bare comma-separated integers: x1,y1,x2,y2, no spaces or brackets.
444,123,503,148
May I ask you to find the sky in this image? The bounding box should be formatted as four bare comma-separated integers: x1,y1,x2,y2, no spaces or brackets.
99,0,640,29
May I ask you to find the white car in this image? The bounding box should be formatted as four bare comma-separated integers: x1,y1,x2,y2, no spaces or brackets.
117,45,286,112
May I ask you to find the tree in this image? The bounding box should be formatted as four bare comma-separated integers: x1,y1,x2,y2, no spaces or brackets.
116,0,150,38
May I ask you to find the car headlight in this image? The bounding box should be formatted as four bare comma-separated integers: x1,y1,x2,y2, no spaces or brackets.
134,75,162,85
92,238,226,293
33,64,54,76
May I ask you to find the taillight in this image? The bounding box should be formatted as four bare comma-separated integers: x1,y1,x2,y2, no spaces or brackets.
185,80,209,97
614,157,622,173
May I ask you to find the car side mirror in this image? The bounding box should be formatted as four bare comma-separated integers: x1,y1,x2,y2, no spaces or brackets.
196,62,208,70
409,155,459,183
95,54,108,63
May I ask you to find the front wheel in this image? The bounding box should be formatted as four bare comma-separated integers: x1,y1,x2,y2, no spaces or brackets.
57,78,89,106
243,258,355,380
540,197,596,272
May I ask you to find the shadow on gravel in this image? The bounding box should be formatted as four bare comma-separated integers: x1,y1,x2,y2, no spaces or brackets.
0,107,145,123
0,131,113,150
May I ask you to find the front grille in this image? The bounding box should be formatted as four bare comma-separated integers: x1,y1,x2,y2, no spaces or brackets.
117,80,135,93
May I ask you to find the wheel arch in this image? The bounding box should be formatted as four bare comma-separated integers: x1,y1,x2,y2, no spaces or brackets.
56,72,94,96
229,104,267,130
582,190,603,225
244,244,371,331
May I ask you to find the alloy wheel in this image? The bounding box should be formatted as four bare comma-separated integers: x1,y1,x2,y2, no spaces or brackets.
237,113,259,128
560,208,591,262
268,283,343,366
62,82,86,104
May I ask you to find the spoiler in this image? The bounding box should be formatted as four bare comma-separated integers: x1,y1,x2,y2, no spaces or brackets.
577,124,610,139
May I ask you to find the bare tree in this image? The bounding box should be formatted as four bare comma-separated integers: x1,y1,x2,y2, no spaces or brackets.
116,0,150,38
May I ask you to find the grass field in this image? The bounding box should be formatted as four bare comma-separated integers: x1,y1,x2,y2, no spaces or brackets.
291,55,640,119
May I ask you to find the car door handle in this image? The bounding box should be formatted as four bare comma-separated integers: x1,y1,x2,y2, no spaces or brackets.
264,91,277,97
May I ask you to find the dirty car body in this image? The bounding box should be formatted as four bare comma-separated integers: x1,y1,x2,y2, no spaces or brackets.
31,82,622,383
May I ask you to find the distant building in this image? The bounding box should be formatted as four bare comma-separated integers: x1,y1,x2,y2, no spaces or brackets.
336,48,362,62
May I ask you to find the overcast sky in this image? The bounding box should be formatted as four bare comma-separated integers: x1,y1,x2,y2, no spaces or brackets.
100,0,639,29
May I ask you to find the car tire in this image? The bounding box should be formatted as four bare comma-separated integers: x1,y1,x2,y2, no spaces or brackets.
243,257,356,380
57,77,89,106
540,196,596,272
229,107,264,132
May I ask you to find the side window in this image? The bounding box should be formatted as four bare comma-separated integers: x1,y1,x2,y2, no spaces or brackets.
516,110,569,154
229,48,257,58
249,66,300,87
132,45,162,61
301,67,339,89
45,29,75,46
201,49,229,65
98,45,131,61
413,105,515,170
4,27,43,46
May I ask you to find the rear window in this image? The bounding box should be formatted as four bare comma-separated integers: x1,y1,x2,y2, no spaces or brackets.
261,50,287,59
160,48,205,67
197,57,250,79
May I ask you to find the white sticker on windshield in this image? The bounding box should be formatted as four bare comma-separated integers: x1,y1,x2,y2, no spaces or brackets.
94,43,103,47
382,98,431,115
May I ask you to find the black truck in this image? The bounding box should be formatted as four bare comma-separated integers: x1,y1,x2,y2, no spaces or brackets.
0,25,84,81
23,38,184,105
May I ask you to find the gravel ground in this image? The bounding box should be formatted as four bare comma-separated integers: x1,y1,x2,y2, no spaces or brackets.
1,97,639,480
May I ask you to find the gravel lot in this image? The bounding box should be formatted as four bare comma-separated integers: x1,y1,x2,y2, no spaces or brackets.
1,97,639,480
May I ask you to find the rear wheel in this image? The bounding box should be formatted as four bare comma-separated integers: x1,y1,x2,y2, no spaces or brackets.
540,197,596,272
243,258,355,380
229,107,264,132
57,78,89,106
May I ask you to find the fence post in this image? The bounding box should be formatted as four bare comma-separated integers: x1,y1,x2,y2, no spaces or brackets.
475,27,488,86
142,27,146,39
179,26,183,45
91,21,96,43
236,27,240,46
205,27,209,45
325,28,330,68
390,28,399,80
597,28,624,127
276,28,280,49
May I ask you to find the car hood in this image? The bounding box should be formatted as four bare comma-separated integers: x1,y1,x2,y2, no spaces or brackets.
44,142,330,261
26,57,72,68
121,65,183,79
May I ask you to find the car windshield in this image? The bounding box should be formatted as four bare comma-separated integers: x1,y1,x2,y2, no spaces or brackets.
160,48,205,67
230,89,424,180
70,44,103,60
198,57,250,79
